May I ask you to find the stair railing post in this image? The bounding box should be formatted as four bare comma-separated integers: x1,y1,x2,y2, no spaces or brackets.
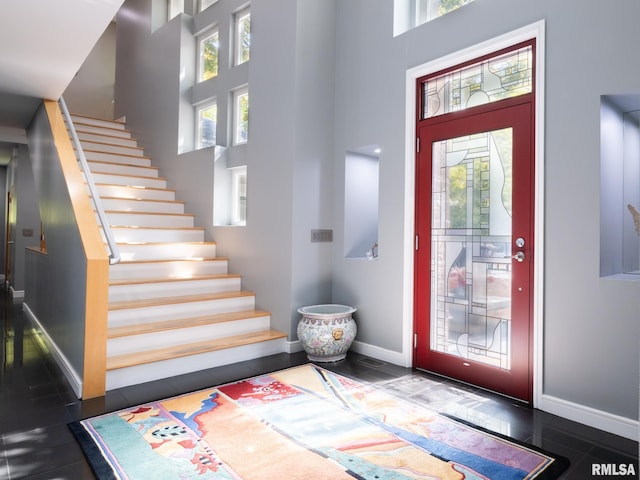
58,97,121,265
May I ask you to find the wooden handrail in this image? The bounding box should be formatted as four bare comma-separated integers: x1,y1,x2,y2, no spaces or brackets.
44,100,108,399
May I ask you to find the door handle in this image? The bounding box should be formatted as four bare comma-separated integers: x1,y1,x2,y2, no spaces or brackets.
508,251,525,262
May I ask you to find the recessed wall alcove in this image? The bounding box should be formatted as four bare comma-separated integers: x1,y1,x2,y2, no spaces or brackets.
344,145,380,259
600,94,640,278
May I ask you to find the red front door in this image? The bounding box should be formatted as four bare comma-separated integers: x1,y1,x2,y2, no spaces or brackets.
414,100,534,402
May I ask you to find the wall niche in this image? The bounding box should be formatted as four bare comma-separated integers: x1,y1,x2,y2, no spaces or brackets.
600,94,640,278
344,145,380,259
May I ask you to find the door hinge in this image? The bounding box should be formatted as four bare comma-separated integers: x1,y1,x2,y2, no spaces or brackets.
414,333,418,349
415,235,419,250
416,137,420,153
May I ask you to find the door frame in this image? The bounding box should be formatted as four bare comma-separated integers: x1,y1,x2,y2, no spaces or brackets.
401,20,546,407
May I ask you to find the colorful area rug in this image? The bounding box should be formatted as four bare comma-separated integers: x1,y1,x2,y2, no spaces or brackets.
69,364,569,479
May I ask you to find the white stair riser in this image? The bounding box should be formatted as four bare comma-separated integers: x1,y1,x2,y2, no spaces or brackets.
106,338,287,390
90,172,166,189
108,227,204,243
107,316,271,356
89,161,159,178
104,212,193,228
94,184,175,201
72,123,131,139
101,198,184,214
71,116,126,131
77,131,138,147
84,151,151,167
110,260,227,280
108,295,256,327
79,141,144,157
115,243,217,261
109,276,241,302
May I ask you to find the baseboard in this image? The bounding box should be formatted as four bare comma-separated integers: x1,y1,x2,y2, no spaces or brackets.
22,302,83,398
540,394,639,441
9,286,24,300
350,340,410,367
285,339,304,354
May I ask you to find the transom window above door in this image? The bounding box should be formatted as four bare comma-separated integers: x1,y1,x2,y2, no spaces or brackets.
420,43,533,119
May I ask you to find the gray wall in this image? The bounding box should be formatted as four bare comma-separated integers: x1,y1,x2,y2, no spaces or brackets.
330,0,639,422
8,144,41,292
26,104,88,379
113,0,639,426
115,0,336,339
64,22,117,120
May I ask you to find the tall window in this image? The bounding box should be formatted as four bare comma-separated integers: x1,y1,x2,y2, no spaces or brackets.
394,0,474,35
168,0,183,20
198,28,219,81
233,87,249,144
196,101,217,148
231,166,247,225
199,0,217,12
234,6,251,66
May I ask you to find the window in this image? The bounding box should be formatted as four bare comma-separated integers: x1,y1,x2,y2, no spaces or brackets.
234,6,251,66
420,43,533,119
198,28,219,81
196,101,217,148
394,0,474,36
231,166,247,225
168,0,183,21
199,0,217,12
233,87,249,144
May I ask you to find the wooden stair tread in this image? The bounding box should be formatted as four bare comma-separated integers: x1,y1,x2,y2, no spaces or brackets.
109,225,204,231
89,160,159,171
79,138,144,150
91,171,167,182
108,309,271,338
115,241,217,246
114,257,225,265
105,210,194,217
101,196,185,205
71,113,126,125
95,182,175,193
109,273,240,286
109,290,255,310
107,329,287,370
83,148,151,160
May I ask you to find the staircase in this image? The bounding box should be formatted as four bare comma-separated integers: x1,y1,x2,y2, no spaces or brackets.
68,113,287,391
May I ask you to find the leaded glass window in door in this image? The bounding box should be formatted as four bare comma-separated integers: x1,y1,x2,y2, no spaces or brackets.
430,128,513,369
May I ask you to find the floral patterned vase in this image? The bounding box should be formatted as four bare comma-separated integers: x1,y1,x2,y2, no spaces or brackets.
297,304,357,362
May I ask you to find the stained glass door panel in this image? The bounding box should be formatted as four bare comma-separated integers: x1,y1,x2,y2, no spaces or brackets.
431,128,513,369
414,102,533,402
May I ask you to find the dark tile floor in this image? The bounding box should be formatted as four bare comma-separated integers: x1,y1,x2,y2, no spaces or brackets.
0,293,637,479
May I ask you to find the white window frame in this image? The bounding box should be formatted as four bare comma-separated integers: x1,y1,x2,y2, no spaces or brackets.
197,27,219,82
168,0,183,21
196,100,217,149
199,0,217,12
231,166,247,225
233,6,251,66
232,86,249,145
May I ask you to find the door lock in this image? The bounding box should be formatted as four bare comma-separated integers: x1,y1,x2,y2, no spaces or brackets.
511,251,525,262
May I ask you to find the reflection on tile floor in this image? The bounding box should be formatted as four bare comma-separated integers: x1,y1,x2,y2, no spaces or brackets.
1,294,637,479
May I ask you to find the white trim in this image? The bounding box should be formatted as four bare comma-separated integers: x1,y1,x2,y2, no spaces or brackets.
403,21,546,401
22,302,83,398
540,394,639,442
9,286,24,300
351,340,409,367
285,339,305,354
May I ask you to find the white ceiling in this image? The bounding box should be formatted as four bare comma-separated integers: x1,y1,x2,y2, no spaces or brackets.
0,0,124,163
